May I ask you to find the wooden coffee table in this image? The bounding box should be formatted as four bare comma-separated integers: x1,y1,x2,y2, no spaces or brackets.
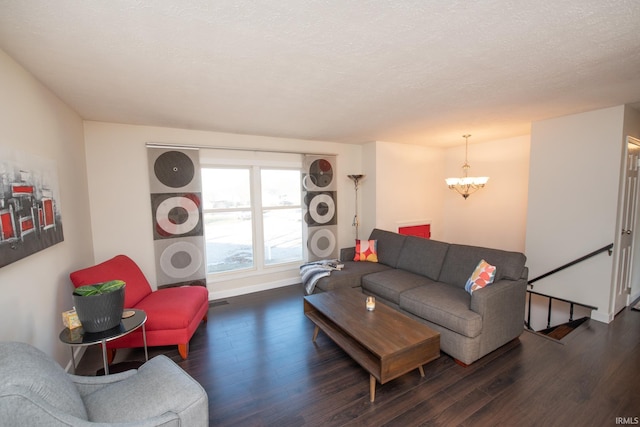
304,288,440,402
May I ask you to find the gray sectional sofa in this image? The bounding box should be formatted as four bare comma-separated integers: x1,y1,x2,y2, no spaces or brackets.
313,228,528,365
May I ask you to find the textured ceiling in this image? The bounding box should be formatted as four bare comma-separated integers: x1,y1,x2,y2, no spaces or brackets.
1,1,639,147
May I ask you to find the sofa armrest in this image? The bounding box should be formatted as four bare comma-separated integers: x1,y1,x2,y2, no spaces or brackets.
470,279,527,355
71,369,138,398
340,247,355,262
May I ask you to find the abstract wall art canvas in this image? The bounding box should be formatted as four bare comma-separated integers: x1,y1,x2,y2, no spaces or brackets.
302,155,338,261
147,147,206,288
0,147,64,268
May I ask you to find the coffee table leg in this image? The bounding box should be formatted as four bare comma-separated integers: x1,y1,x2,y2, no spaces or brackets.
370,375,376,402
418,365,425,377
312,325,320,342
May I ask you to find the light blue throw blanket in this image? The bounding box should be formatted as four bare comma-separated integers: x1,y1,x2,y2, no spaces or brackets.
300,259,342,295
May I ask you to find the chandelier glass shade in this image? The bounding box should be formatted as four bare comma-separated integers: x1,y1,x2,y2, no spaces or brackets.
445,135,489,199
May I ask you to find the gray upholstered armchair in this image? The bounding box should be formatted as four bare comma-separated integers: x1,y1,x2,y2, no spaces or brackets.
0,341,208,426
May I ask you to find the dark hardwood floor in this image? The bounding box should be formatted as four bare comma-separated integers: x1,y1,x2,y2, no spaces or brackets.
74,285,640,426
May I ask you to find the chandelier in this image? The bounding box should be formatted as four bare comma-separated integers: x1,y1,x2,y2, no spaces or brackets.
445,134,489,199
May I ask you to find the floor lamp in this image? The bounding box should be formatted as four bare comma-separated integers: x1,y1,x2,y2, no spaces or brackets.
347,174,364,240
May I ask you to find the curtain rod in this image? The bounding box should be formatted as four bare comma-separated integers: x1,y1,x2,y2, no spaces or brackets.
145,142,336,157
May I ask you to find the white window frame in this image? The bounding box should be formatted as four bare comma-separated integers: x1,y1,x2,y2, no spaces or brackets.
200,150,303,281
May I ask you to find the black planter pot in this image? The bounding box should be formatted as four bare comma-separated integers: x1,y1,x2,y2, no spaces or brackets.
73,286,125,333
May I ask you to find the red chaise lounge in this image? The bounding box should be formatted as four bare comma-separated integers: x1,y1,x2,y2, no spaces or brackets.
70,254,209,360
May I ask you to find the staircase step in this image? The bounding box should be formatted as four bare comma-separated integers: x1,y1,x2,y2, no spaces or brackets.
538,317,589,340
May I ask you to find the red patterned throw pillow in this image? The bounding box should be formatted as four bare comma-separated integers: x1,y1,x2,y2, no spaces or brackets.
354,239,378,262
465,259,496,294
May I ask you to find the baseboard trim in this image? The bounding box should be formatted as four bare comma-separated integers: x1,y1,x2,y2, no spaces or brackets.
630,290,640,305
591,310,612,324
208,278,301,301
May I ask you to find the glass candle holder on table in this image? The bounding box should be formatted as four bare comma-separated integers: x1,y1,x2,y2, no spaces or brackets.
366,296,376,311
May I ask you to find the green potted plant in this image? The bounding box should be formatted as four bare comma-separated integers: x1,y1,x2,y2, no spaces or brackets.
73,280,126,333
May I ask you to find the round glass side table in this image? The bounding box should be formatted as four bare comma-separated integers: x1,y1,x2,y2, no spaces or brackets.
59,309,148,375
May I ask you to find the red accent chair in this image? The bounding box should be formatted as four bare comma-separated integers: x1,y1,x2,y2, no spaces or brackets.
70,255,209,360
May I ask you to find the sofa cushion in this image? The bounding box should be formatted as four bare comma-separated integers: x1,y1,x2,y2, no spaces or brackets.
136,286,209,330
354,239,378,262
369,228,407,268
315,261,392,292
396,236,450,280
362,269,436,305
399,283,483,338
438,244,526,289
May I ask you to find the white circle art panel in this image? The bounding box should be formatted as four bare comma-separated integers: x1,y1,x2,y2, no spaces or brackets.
308,193,335,224
309,228,337,259
155,196,200,235
159,241,203,279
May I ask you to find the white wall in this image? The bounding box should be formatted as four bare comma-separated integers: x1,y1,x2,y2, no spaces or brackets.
0,50,94,365
526,106,626,323
360,137,530,253
83,121,363,299
442,135,530,252
366,141,446,240
360,141,377,241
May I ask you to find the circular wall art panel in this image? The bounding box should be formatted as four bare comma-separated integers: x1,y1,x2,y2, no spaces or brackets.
308,228,337,259
153,150,195,189
304,191,337,227
155,195,200,236
159,241,204,279
148,148,201,193
308,193,335,225
302,156,337,191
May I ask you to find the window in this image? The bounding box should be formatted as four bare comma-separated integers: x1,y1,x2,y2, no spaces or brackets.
261,169,302,265
201,155,303,277
201,168,253,273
